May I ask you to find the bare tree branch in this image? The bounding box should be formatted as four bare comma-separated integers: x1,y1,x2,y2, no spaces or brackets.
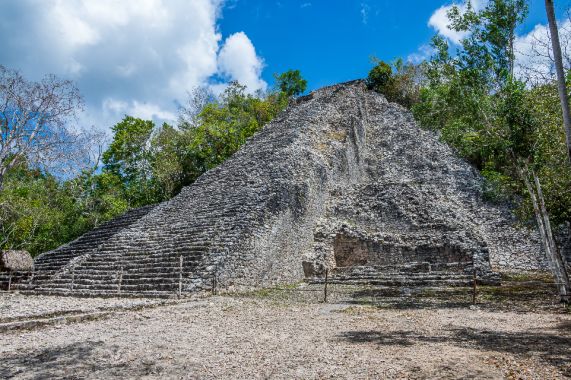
0,65,91,188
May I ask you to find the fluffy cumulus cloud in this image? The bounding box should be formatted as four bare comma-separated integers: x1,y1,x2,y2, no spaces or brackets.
428,0,487,44
0,0,267,129
217,32,267,93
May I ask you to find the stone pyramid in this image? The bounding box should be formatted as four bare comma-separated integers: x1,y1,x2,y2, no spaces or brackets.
21,81,544,297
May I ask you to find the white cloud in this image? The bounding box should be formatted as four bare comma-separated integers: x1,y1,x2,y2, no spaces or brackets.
407,44,436,64
514,20,571,83
102,98,129,115
217,32,268,93
360,3,370,25
130,101,177,121
0,0,267,130
103,98,176,121
428,0,488,44
300,2,312,8
429,5,466,44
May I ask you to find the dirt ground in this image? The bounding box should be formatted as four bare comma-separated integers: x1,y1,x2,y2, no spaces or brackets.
0,278,570,379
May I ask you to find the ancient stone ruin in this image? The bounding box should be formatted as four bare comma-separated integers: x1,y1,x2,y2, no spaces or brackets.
18,81,545,297
0,250,34,290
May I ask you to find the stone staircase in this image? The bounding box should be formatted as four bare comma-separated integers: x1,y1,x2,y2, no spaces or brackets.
308,262,500,288
18,183,264,297
21,241,217,297
0,271,31,291
16,205,167,296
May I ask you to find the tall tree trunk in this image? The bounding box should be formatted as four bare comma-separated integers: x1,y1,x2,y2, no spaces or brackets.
509,29,515,81
533,169,571,299
545,0,571,165
520,165,570,302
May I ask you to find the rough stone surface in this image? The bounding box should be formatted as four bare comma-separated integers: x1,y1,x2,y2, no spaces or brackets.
1,250,33,272
555,223,571,271
20,80,545,296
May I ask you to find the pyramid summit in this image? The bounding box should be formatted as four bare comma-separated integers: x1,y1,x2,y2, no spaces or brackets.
20,80,544,296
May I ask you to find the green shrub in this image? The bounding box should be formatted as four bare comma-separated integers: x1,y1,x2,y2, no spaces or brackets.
366,60,420,108
366,61,392,92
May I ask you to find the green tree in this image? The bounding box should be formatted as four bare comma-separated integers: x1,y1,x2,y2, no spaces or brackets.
102,116,158,207
366,61,392,93
448,0,527,84
274,70,307,97
103,116,154,179
411,0,571,301
367,59,421,108
0,162,89,256
149,123,186,199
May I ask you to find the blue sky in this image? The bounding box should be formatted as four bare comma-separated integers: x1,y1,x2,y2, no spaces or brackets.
221,1,445,89
218,0,562,90
0,0,568,131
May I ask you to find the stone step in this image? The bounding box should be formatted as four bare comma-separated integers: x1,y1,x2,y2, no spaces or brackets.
69,267,195,275
59,252,203,262
333,262,472,274
38,282,181,292
329,273,472,281
21,288,180,299
50,273,190,283
84,253,204,263
310,277,473,287
0,271,32,290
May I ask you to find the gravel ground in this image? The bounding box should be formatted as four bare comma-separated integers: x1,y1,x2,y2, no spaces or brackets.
0,291,570,380
0,292,170,323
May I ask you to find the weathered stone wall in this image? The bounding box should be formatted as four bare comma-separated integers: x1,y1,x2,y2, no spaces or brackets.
555,224,571,271
333,234,473,269
24,80,546,296
300,83,546,275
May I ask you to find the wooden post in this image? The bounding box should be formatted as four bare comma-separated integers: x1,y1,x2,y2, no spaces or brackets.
211,275,216,295
178,256,183,297
7,270,12,292
118,267,123,295
472,268,477,305
324,269,329,303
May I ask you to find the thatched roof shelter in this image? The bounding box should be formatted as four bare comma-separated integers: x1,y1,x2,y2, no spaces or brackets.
1,250,34,272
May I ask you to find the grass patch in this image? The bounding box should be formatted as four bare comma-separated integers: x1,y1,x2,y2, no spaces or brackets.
501,271,553,283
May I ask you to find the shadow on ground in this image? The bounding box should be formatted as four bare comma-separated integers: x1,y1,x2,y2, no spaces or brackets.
0,340,164,379
339,327,571,375
336,271,567,313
